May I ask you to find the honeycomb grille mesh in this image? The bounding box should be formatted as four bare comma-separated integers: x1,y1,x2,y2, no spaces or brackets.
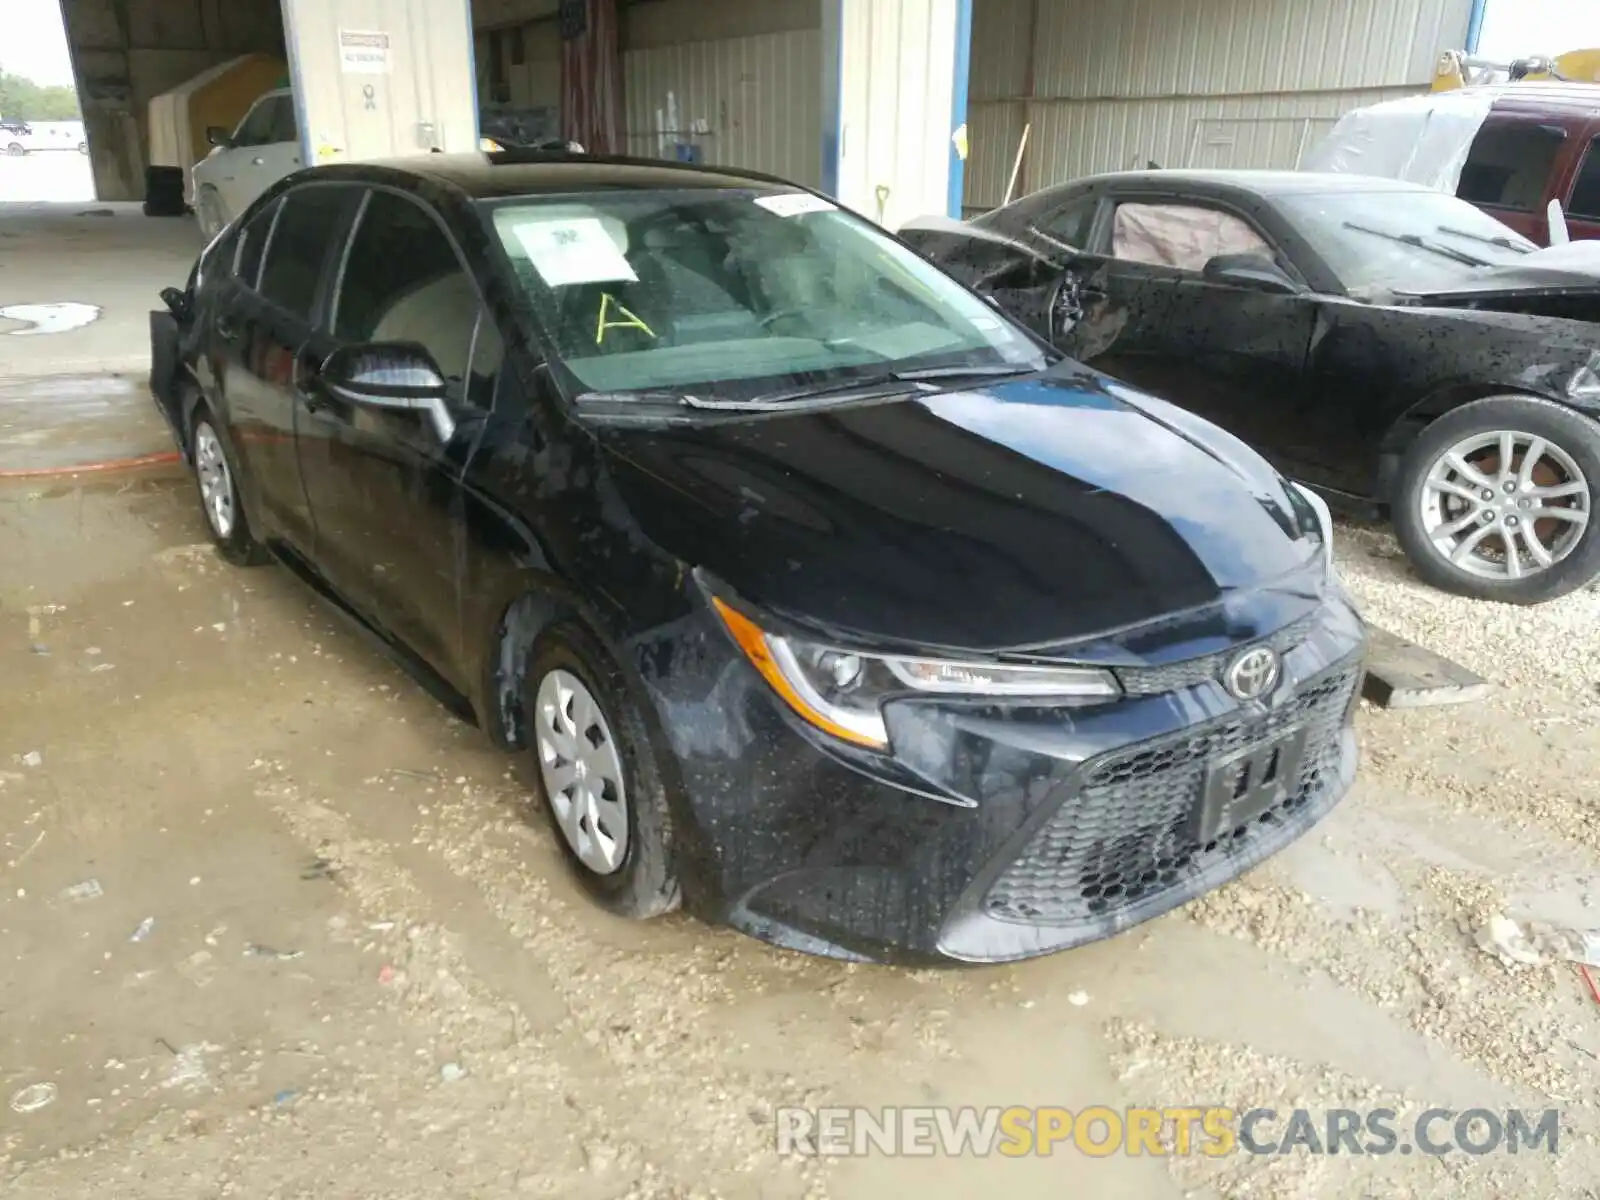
1112,614,1317,697
984,666,1358,927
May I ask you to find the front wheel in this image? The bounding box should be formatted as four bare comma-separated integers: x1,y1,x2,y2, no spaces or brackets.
523,621,681,919
1392,395,1600,603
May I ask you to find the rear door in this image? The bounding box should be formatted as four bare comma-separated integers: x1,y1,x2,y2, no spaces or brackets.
296,187,502,687
1561,122,1600,242
1456,116,1571,244
219,183,360,551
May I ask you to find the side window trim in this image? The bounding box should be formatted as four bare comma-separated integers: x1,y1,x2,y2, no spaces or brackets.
327,189,375,334
231,195,284,291
329,183,491,326
254,182,361,326
1565,132,1600,222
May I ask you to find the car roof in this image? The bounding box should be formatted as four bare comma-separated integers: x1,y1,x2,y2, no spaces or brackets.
1061,169,1446,197
315,151,803,200
1480,81,1600,116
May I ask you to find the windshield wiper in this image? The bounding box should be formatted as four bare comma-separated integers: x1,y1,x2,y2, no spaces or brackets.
1436,225,1532,255
682,363,1042,412
1341,221,1489,268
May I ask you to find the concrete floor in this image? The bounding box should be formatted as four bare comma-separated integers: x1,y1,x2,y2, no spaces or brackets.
4,204,1600,1199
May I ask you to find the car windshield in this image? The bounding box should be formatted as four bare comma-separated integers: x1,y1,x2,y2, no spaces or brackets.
1277,189,1538,293
481,188,1047,400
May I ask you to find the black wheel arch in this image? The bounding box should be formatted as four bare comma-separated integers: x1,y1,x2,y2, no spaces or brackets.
1375,379,1580,506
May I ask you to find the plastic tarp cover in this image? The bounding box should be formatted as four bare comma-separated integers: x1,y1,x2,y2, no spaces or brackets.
1111,203,1270,271
1301,90,1496,194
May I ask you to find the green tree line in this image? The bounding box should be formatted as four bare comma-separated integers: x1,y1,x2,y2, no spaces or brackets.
0,70,81,121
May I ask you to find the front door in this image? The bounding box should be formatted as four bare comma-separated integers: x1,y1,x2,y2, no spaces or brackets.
1055,199,1319,480
296,188,502,689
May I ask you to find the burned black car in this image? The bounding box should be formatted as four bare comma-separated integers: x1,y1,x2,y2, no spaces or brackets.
903,171,1600,604
149,154,1363,964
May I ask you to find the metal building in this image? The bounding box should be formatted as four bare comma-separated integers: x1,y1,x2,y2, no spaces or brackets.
967,0,1476,210
55,0,1478,224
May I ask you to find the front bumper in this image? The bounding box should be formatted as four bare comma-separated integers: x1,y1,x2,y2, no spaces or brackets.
635,591,1365,965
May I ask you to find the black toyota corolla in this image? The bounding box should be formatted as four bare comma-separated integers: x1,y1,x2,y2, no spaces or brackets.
148,152,1365,964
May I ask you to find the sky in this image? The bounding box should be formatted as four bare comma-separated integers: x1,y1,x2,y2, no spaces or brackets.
3,0,1600,92
3,0,76,87
1478,0,1600,60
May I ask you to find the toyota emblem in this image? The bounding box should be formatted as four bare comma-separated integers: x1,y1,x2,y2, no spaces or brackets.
1224,647,1281,701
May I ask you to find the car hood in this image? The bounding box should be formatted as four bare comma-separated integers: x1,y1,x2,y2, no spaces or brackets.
595,371,1324,653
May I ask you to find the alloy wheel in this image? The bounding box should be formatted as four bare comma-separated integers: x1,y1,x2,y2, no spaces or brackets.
1419,429,1590,581
194,423,235,539
535,669,629,875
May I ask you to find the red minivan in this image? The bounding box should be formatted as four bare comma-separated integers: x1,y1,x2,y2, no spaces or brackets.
1452,82,1600,244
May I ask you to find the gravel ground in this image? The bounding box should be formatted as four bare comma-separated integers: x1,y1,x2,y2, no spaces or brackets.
6,478,1600,1198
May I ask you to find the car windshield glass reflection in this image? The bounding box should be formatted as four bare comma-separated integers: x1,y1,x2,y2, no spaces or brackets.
482,189,1046,400
1278,190,1538,293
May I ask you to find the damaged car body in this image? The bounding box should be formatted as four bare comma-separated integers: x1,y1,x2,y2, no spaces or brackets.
902,171,1600,603
150,153,1364,965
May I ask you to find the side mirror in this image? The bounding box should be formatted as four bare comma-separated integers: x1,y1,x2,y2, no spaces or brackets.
1202,253,1302,294
206,126,233,149
321,342,456,441
160,286,191,322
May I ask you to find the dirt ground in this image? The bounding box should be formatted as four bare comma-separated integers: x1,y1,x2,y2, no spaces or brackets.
5,391,1600,1196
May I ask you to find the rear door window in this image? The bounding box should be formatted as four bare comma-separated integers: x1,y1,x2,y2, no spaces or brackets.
1567,136,1600,221
258,186,357,321
233,197,282,289
1458,122,1566,212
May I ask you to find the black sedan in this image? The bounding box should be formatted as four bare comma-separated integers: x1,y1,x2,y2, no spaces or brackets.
149,153,1363,964
902,171,1600,604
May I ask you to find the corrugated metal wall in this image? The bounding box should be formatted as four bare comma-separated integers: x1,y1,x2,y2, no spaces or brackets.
966,0,1474,209
622,28,823,184
474,0,823,184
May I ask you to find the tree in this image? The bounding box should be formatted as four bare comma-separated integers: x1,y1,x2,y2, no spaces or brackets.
0,70,81,121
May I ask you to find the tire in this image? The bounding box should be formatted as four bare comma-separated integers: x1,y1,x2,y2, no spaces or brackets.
523,621,681,919
5,143,24,157
191,407,270,567
1392,395,1600,604
195,186,228,239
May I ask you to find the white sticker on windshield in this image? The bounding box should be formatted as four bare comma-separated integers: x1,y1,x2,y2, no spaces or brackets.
511,217,637,287
754,192,836,218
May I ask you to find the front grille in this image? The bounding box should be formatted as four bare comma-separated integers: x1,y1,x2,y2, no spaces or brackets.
1113,613,1317,697
984,665,1358,927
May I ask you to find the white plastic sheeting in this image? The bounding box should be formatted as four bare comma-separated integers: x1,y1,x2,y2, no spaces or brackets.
1299,90,1496,194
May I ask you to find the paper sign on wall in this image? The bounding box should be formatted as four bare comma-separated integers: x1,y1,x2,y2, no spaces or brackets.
511,218,638,288
339,30,392,74
754,192,836,218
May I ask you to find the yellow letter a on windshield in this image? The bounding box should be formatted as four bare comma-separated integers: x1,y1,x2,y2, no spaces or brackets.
596,292,655,345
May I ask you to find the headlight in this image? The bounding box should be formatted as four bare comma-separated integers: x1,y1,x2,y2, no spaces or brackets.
1291,482,1336,578
711,598,1121,750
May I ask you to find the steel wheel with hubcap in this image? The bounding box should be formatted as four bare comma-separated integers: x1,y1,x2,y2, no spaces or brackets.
1394,395,1600,603
190,409,269,566
535,668,629,875
522,623,680,918
195,422,235,539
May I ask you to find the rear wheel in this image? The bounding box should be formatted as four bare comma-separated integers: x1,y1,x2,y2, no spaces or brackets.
5,143,24,157
192,410,269,567
1392,395,1600,603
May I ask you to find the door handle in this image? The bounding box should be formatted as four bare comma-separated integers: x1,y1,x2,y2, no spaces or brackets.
251,156,266,166
215,316,240,342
